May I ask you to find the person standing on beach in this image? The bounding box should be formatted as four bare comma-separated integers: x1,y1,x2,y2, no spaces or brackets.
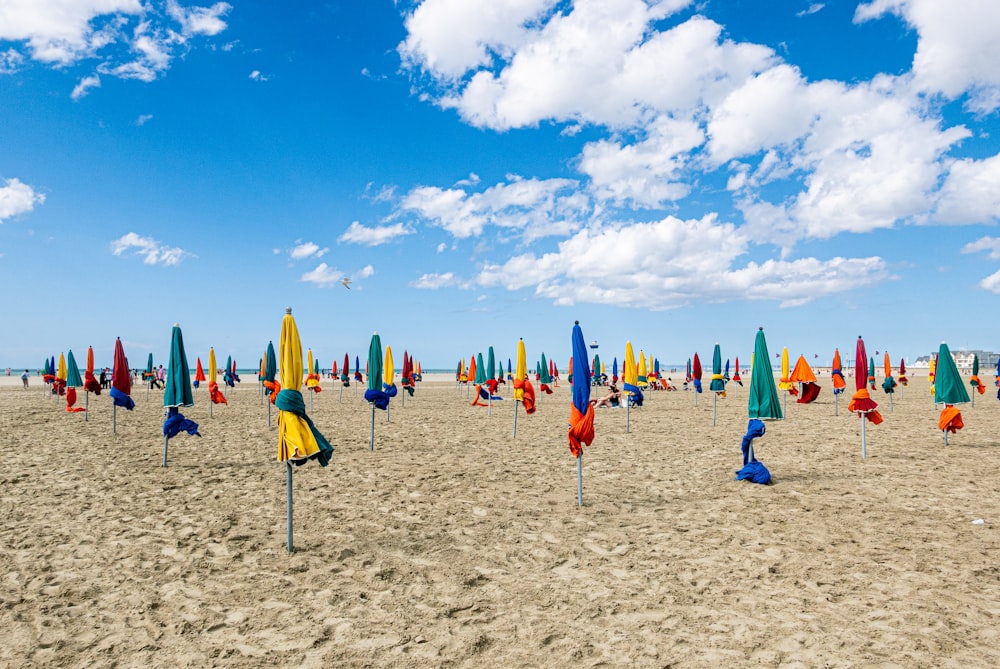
22,369,29,389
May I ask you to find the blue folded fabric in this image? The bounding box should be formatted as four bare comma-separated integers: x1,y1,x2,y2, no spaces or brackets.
693,379,703,393
163,407,200,439
364,383,398,410
623,382,644,407
110,386,135,411
275,389,333,467
736,461,771,484
741,419,766,465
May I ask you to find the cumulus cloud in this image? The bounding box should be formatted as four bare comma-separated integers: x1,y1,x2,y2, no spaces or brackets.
961,236,1000,260
855,0,1000,111
70,74,101,100
411,272,459,289
395,175,588,241
0,178,45,222
980,269,1000,294
135,113,153,125
476,215,890,309
299,262,343,286
0,48,24,74
289,241,328,259
338,220,413,246
110,231,191,265
934,153,1000,225
0,0,231,88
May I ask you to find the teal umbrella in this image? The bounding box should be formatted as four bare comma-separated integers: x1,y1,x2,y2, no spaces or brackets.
935,342,970,447
65,350,84,388
162,323,199,466
364,332,384,451
264,341,277,426
748,328,782,421
475,352,486,385
710,343,725,426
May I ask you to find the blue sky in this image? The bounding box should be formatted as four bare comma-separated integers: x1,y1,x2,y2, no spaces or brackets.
2,0,1000,371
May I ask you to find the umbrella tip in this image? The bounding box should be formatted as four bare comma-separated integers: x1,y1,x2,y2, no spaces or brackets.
574,320,579,325
173,322,180,327
285,307,292,314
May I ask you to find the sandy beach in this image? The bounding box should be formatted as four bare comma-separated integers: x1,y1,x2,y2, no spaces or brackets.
2,374,999,667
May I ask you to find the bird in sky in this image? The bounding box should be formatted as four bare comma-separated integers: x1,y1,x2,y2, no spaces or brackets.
340,277,351,290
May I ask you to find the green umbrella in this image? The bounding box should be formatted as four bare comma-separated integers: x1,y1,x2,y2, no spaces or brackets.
934,342,970,405
162,323,198,466
367,333,382,392
366,332,383,451
710,343,725,427
487,346,496,381
748,328,782,421
540,352,551,385
65,350,83,388
475,352,486,384
264,341,277,426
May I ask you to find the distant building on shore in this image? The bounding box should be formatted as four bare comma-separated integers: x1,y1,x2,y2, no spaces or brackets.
911,349,999,369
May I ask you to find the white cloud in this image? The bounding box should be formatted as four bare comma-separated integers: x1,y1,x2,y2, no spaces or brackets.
249,69,270,82
411,272,458,289
338,220,413,246
961,236,1000,260
135,113,153,125
299,262,343,286
110,231,191,265
934,153,1000,225
0,48,24,74
0,178,45,222
357,264,375,279
0,0,231,88
289,241,328,259
980,269,1000,294
396,175,588,241
856,0,1000,111
476,215,890,309
797,3,825,17
70,74,101,100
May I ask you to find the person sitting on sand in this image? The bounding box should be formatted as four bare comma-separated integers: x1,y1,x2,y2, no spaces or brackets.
591,383,622,408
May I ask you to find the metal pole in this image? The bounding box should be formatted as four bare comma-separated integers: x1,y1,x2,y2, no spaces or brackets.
861,414,867,459
576,455,583,506
85,392,89,422
370,405,375,451
712,393,717,427
309,390,313,413
512,400,519,438
626,397,630,433
943,430,948,447
286,462,294,553
267,401,271,427
835,392,839,416
162,434,169,467
113,404,117,434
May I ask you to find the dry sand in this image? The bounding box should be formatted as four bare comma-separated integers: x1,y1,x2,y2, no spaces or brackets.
2,375,999,668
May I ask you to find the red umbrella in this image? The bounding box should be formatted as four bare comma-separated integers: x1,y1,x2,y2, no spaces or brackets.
732,356,742,385
848,336,881,458
110,337,134,432
692,353,703,394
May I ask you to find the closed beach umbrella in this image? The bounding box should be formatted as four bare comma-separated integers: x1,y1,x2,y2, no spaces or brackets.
848,336,882,458
110,337,134,432
778,347,794,397
341,353,350,386
899,358,908,386
868,356,876,390
208,347,227,407
748,328,781,421
970,354,985,398
84,346,101,394
882,352,897,395
276,308,334,552
194,357,206,389
162,323,199,465
935,342,969,445
710,344,725,393
831,349,846,396
568,321,594,505
64,350,86,413
732,356,742,385
512,337,536,438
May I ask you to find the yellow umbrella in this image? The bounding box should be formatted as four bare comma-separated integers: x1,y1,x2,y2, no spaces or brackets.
778,347,794,391
384,346,394,386
512,338,535,437
637,349,648,388
209,347,217,385
624,341,644,432
208,347,227,409
306,349,317,388
276,308,333,552
57,353,67,383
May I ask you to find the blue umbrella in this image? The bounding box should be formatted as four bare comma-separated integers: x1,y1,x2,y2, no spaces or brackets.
569,321,594,505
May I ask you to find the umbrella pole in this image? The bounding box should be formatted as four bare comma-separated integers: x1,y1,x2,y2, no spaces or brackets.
267,401,271,427
577,454,583,506
783,391,787,415
387,403,391,423
162,434,169,467
861,415,867,459
113,404,117,434
309,390,313,413
370,405,376,451
85,391,89,422
210,401,213,418
712,393,717,427
512,400,519,438
835,393,839,416
487,394,491,417
626,398,631,433
943,430,948,447
286,462,294,553
340,384,343,402
890,393,894,412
